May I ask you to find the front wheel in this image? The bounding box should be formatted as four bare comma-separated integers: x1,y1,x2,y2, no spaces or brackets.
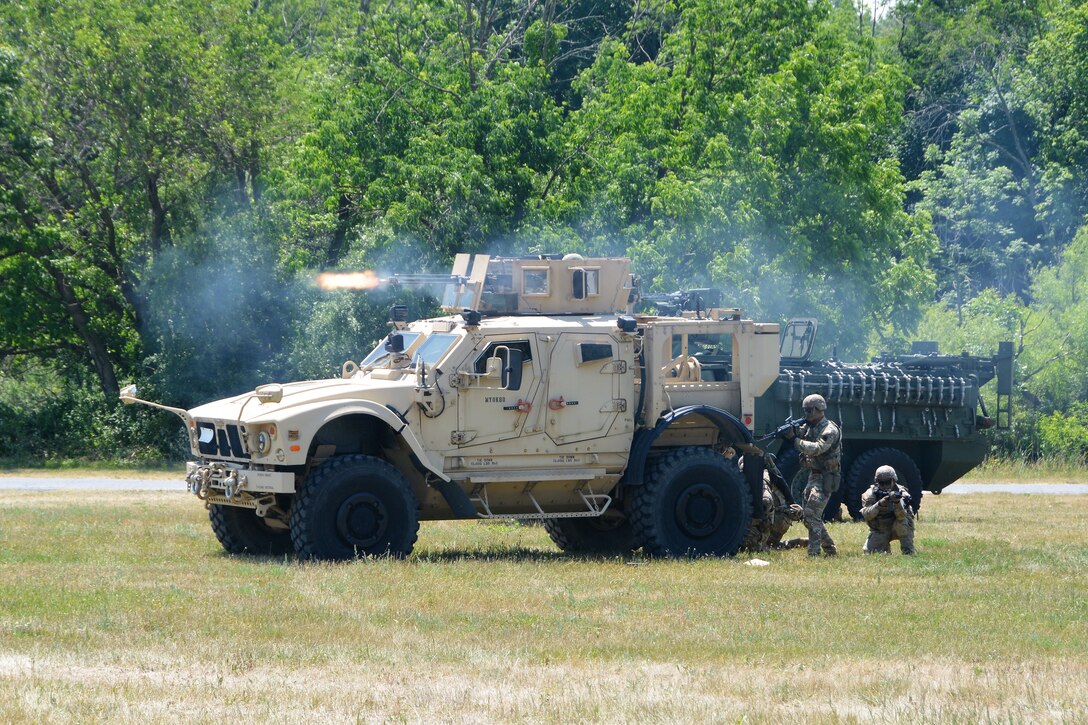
209,504,293,556
290,454,420,560
629,447,752,557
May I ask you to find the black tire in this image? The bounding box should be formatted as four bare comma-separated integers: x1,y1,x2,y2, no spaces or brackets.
543,509,637,554
290,454,419,560
776,447,843,522
208,504,294,556
844,447,923,520
629,447,752,557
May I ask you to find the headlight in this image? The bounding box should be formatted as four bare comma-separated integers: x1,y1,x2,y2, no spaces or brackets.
255,429,272,455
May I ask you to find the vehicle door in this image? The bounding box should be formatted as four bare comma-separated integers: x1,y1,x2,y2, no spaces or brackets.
454,338,541,447
545,332,634,446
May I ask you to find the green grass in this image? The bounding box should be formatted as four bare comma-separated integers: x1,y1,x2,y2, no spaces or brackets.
0,492,1085,722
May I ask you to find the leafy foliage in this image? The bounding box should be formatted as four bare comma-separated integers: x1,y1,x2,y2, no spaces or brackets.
1,0,1087,461
1038,403,1088,463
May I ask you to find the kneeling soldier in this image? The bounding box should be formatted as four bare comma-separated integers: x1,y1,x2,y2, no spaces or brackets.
860,465,916,555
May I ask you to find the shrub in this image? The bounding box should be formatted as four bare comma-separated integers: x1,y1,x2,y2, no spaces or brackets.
1037,403,1088,463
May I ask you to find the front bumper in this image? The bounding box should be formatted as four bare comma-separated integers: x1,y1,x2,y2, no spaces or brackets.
186,461,296,500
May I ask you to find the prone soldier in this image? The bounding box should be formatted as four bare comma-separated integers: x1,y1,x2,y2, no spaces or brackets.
860,465,916,555
783,393,841,557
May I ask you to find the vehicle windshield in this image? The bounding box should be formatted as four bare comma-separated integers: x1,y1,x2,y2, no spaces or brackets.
361,332,422,369
411,333,458,367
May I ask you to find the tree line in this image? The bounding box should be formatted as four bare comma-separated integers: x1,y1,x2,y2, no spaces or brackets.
1,0,1086,462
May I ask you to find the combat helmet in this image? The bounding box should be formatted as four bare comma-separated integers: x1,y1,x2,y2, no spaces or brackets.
874,465,898,484
802,393,827,411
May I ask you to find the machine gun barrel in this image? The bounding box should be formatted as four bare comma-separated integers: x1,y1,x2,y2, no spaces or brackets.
386,273,470,287
315,270,471,292
639,288,723,314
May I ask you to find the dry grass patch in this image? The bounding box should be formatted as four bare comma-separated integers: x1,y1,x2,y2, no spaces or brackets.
0,491,1085,722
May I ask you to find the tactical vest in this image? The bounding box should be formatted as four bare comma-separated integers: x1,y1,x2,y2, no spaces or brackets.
798,417,842,473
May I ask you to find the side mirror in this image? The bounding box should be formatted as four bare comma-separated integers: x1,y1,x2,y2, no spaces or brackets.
255,384,283,404
500,348,524,390
119,384,138,404
384,333,405,354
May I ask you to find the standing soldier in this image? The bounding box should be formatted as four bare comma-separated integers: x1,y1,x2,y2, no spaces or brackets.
783,393,840,557
860,465,916,554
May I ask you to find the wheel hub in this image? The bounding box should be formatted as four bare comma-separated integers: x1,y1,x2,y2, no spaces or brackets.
675,483,725,537
336,492,389,548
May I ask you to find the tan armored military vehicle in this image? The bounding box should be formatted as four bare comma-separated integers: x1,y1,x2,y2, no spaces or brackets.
122,254,783,559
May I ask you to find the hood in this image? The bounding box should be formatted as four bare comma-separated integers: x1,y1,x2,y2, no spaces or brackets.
188,376,416,424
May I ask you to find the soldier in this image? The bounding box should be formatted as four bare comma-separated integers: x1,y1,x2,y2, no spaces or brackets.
860,465,916,554
738,447,806,552
783,393,840,557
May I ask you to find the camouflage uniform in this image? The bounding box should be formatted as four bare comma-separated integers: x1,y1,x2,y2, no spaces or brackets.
796,416,841,557
741,476,804,552
860,481,915,554
738,448,804,552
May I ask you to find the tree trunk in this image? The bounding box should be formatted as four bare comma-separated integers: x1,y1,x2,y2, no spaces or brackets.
44,259,120,398
325,192,353,268
148,170,170,253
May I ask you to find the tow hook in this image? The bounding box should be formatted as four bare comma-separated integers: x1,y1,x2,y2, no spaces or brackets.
186,466,211,500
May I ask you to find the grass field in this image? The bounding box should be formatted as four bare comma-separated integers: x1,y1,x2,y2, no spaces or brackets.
0,491,1085,723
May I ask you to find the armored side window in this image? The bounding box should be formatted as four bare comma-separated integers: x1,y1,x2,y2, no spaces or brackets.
523,268,549,295
473,340,533,374
572,268,600,299
578,342,613,364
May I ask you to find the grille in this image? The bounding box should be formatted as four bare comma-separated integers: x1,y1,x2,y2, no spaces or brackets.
196,421,250,460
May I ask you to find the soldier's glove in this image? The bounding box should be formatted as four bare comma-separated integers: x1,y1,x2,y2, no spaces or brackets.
786,504,804,522
782,426,796,440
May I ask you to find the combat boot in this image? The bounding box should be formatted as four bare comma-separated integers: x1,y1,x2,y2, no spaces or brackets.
823,544,838,557
807,541,822,558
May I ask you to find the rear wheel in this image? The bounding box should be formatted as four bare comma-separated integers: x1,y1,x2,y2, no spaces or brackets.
208,504,293,556
844,448,923,520
543,509,637,554
629,447,752,557
290,454,419,560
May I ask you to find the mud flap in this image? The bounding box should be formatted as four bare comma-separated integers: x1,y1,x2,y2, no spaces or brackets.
431,479,478,518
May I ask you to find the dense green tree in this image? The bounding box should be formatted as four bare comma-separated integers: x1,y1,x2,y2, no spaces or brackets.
2,0,1088,461
0,0,311,403
1024,1,1088,247
892,0,1050,299
534,0,934,356
284,0,569,270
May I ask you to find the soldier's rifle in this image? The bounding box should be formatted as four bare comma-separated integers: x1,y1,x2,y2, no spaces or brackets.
873,488,910,504
757,416,805,442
